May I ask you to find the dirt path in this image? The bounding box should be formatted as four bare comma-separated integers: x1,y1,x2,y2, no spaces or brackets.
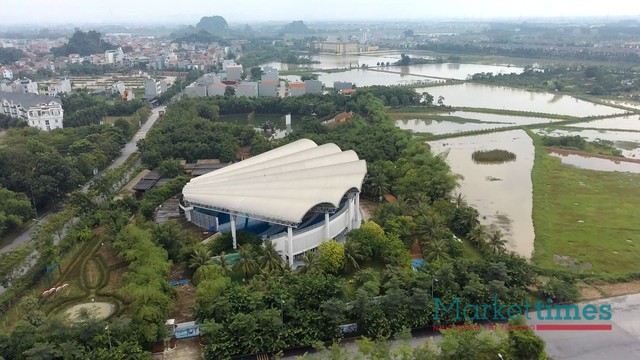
544,147,640,164
580,280,640,301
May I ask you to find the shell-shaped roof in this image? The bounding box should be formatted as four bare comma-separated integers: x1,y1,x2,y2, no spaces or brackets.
182,139,367,226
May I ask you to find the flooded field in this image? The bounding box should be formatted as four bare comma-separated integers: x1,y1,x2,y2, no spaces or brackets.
282,70,434,87
548,151,640,173
396,119,513,134
414,83,626,117
535,128,640,158
567,114,640,132
396,111,565,135
428,130,535,259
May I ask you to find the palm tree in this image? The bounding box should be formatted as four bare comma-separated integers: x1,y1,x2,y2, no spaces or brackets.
189,247,212,270
233,245,258,279
467,224,487,249
365,170,390,202
259,242,283,273
212,251,232,273
453,193,466,208
344,246,361,273
425,239,450,263
486,230,507,254
299,251,318,273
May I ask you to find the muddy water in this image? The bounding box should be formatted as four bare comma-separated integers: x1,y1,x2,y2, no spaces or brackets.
548,152,640,173
396,119,513,134
282,70,433,87
428,130,535,259
535,128,640,158
414,83,626,117
568,114,640,132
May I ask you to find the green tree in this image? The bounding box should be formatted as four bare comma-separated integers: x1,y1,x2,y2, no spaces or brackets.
487,230,507,254
189,246,213,270
317,240,345,274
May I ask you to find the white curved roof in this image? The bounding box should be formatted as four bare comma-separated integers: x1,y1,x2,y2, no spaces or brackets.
182,139,367,226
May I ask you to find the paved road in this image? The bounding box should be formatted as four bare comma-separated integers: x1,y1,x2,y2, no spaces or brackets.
530,293,640,360
0,106,165,295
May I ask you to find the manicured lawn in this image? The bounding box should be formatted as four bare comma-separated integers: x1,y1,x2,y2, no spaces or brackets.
529,131,640,274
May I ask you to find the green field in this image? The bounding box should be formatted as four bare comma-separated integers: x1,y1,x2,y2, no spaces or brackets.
529,131,640,275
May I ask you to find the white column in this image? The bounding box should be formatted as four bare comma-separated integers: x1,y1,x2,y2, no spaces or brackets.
287,226,294,266
324,212,331,239
347,196,353,230
355,193,361,227
215,217,219,232
231,215,237,249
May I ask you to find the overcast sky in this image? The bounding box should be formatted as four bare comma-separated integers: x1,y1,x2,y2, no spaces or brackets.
6,0,640,25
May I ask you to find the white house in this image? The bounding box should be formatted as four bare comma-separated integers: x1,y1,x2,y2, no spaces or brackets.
41,78,71,96
144,78,167,99
1,68,13,80
12,78,38,94
0,92,64,131
225,65,243,81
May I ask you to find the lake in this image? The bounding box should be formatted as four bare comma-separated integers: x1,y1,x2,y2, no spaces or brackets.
428,130,535,259
548,151,640,173
414,83,626,117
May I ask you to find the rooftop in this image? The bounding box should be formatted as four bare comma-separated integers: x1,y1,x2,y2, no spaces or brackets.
0,91,61,108
182,139,367,226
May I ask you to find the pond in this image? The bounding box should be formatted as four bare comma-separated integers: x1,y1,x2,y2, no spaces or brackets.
428,130,535,259
567,114,640,132
535,128,640,158
413,83,626,117
548,151,640,173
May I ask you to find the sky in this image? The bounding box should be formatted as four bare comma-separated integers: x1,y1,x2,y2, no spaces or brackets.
6,0,640,25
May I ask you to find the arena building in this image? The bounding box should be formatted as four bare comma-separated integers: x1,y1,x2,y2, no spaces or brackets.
181,139,367,265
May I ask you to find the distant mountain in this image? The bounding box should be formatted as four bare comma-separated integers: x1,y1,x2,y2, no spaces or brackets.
281,21,312,34
50,30,116,57
172,30,229,45
195,16,229,35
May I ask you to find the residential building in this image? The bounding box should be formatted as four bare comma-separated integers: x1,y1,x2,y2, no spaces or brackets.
105,47,124,65
41,78,71,96
304,80,323,94
1,68,13,80
12,78,38,94
0,92,64,131
112,81,126,96
258,80,277,97
222,59,235,70
235,82,258,97
207,82,227,96
312,41,359,54
144,78,166,99
184,83,208,97
226,65,243,81
0,79,11,92
333,81,353,91
263,66,279,81
288,82,306,97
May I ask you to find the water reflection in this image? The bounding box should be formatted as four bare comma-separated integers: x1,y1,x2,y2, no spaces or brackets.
428,130,535,259
414,83,625,117
568,115,640,132
548,151,640,173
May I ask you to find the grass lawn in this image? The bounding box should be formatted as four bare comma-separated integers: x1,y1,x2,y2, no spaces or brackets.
529,130,640,275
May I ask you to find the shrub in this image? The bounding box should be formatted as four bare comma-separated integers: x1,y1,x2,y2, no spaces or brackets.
471,149,516,163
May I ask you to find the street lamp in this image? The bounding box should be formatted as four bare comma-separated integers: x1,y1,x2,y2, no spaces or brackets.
431,278,439,299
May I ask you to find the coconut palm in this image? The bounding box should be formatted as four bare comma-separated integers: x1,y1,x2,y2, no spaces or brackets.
467,224,487,249
233,245,258,279
487,230,507,254
212,251,232,273
453,193,466,208
344,246,361,273
425,238,450,263
259,241,283,273
189,247,212,270
365,169,390,201
299,251,319,273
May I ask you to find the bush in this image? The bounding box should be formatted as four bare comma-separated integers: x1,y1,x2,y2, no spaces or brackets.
539,277,580,303
317,240,345,273
209,231,262,255
471,149,516,163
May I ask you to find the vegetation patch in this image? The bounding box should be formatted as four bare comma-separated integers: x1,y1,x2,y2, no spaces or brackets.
471,149,517,163
529,130,640,274
542,134,623,157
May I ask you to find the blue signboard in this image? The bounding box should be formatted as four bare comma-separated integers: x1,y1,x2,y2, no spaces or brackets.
174,321,200,339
